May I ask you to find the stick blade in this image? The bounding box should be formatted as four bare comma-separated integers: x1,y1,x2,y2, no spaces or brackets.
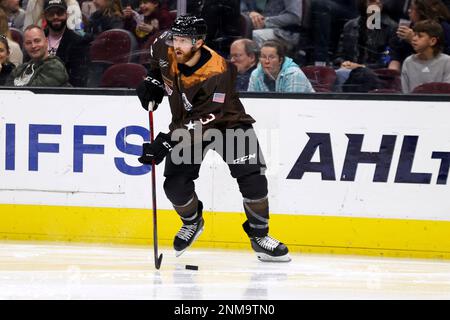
155,253,163,269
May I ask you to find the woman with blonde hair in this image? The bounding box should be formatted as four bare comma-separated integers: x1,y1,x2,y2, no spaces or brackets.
0,7,22,66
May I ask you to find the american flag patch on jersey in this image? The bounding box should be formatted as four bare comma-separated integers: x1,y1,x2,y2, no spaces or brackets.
212,93,226,103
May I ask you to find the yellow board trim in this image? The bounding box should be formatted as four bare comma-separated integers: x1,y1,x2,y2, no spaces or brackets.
1,204,450,259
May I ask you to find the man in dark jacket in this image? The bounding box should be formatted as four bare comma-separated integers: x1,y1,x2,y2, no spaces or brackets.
136,15,291,262
335,0,398,69
43,0,89,87
230,38,259,91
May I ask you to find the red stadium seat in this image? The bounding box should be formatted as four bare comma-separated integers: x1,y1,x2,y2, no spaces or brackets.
301,66,337,92
373,68,401,91
99,63,147,89
9,27,23,49
412,82,450,94
87,29,138,87
89,29,138,64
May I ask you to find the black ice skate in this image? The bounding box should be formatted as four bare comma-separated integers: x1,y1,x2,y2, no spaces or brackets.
249,235,291,262
243,221,291,262
173,202,204,257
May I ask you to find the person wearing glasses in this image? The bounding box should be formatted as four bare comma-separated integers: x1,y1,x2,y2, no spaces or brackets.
230,38,259,91
248,39,315,92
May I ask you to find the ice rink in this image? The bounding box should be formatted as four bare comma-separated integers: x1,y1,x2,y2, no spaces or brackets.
1,242,450,300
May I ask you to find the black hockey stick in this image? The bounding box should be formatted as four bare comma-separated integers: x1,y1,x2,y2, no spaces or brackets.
148,104,163,269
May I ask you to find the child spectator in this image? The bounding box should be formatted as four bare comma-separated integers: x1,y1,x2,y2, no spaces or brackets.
389,0,450,71
123,0,172,49
0,34,15,84
230,38,259,91
401,19,450,92
248,39,315,93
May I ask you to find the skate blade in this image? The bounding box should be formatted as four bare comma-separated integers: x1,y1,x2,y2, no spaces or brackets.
256,252,292,262
175,227,204,258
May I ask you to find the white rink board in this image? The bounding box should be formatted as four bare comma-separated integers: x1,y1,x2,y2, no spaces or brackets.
0,91,449,220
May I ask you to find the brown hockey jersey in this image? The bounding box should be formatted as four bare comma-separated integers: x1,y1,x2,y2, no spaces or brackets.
149,31,255,133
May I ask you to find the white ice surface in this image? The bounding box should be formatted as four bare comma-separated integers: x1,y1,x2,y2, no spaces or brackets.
1,242,450,300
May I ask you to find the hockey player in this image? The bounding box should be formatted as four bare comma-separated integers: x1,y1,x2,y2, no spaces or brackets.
136,14,291,262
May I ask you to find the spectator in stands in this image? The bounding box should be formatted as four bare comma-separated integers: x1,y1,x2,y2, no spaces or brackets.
23,0,83,32
0,7,22,65
85,0,123,36
0,0,25,29
248,39,314,93
333,0,398,91
123,0,172,49
230,38,259,91
248,0,302,53
389,0,450,71
0,34,15,84
201,0,241,56
310,0,358,66
401,20,450,92
43,0,89,86
6,25,69,86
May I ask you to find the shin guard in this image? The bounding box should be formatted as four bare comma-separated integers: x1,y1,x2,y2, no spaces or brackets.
242,195,269,237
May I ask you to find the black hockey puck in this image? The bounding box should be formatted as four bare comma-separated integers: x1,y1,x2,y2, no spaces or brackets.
185,264,199,271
